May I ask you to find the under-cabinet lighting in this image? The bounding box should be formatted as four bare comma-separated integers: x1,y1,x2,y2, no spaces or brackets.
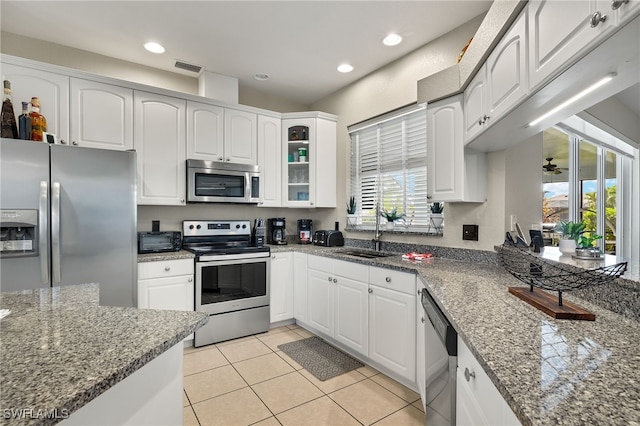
528,73,616,127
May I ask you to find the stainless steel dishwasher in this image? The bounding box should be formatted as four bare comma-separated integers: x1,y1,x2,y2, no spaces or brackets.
421,288,457,426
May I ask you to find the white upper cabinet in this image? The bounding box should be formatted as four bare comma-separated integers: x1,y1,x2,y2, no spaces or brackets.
463,65,489,142
224,108,257,165
257,114,282,207
428,95,486,203
186,101,224,161
464,9,528,144
485,9,528,123
282,113,337,208
528,0,616,91
1,63,69,143
70,78,133,150
134,91,186,206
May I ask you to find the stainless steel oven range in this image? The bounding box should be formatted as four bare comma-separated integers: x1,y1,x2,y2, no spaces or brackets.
183,220,270,347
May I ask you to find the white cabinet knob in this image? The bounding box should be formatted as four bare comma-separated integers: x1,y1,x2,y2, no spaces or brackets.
385,277,391,283
464,367,476,382
611,0,629,10
333,278,337,283
72,141,78,146
368,288,373,293
188,278,193,283
164,267,171,272
590,11,607,27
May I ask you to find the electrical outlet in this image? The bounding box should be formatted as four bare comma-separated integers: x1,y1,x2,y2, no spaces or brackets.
462,224,479,241
510,214,517,231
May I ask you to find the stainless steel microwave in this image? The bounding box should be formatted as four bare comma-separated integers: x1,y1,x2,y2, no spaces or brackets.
187,159,260,204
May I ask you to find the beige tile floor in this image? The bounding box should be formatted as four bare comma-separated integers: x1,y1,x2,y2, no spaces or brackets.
183,324,425,426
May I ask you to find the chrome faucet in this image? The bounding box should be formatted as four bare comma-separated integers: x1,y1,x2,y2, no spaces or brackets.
372,202,383,251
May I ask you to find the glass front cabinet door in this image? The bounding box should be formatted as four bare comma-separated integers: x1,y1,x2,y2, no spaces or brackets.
281,112,337,208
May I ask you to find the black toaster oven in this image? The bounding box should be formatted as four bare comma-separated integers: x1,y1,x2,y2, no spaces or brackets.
138,231,182,254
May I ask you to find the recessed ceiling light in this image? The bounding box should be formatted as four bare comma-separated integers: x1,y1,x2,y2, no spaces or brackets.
383,33,402,46
254,73,270,81
144,42,165,54
337,64,354,73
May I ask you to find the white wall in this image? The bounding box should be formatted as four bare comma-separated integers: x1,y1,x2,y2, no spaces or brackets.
2,16,523,250
310,13,515,250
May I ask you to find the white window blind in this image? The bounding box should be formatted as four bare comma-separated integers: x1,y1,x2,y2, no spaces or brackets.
349,104,429,228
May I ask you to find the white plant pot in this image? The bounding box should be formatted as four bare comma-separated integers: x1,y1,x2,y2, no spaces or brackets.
430,213,443,228
346,214,358,227
385,221,395,231
558,239,576,255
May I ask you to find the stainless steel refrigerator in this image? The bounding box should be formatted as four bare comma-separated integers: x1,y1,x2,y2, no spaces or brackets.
0,138,137,307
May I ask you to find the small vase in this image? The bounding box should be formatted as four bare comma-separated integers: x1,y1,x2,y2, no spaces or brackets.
430,213,443,229
346,214,357,228
385,221,395,231
558,239,576,255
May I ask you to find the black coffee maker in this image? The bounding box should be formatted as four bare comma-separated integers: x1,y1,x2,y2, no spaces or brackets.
267,218,287,245
297,219,312,244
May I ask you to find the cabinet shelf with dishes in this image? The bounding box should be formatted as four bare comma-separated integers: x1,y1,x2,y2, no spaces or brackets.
284,125,311,204
281,112,337,208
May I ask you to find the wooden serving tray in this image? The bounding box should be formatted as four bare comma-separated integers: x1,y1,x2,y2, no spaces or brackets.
508,287,595,321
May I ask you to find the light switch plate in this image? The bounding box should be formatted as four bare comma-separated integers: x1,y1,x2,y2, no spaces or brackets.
462,224,479,241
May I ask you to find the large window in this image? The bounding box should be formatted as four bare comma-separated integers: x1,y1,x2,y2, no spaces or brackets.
542,122,633,255
348,104,430,229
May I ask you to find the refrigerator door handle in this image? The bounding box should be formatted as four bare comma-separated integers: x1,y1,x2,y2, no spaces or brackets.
52,182,61,285
39,181,50,285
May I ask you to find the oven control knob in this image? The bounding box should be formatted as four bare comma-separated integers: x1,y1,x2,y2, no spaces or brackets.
236,224,240,229
196,225,201,229
242,224,246,229
189,225,194,230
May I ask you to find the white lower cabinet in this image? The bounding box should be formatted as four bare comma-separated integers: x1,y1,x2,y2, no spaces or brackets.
368,266,416,382
138,259,194,343
304,255,415,382
307,255,369,355
293,252,308,322
137,259,194,311
416,278,427,411
457,336,521,426
270,252,293,323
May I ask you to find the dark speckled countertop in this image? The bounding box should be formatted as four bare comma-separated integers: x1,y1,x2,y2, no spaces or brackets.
271,244,640,426
0,283,208,425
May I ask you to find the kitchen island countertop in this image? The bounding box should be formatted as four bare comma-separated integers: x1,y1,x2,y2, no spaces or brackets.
271,244,640,426
0,283,208,425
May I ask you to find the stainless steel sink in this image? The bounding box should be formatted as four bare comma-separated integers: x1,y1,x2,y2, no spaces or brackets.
337,249,395,259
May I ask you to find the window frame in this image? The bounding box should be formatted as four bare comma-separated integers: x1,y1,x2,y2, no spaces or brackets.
348,103,433,232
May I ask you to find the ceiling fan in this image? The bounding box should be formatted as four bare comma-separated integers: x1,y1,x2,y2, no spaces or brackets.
542,157,563,175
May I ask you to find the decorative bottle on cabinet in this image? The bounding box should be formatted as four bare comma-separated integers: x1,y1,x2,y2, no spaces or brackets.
18,102,32,140
29,97,47,141
1,80,19,139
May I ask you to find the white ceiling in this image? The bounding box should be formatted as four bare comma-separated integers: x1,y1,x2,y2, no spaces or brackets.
0,1,493,105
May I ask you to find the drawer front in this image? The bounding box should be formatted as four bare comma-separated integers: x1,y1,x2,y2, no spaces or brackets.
369,266,415,295
333,259,369,282
307,254,334,272
138,259,194,279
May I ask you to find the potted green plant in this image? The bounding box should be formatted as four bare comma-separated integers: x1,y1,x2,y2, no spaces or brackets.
430,202,444,229
381,207,404,230
346,196,357,227
555,220,586,255
575,232,603,258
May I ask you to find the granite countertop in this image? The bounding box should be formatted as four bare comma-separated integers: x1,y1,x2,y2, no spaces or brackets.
137,249,194,263
272,244,640,426
0,283,208,425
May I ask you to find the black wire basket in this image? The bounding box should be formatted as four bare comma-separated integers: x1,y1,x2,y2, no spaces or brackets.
497,244,627,305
